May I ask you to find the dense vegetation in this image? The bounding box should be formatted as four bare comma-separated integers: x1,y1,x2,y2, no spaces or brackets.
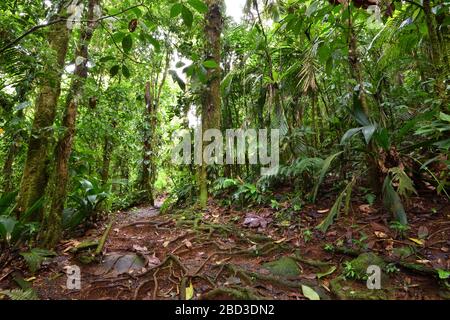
0,0,448,300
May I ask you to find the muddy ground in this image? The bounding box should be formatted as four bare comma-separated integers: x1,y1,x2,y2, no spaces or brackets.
1,193,449,300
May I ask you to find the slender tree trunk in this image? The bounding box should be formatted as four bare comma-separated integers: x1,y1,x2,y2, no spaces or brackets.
199,0,222,208
346,2,381,192
41,0,100,248
142,81,155,205
101,135,113,185
141,51,170,205
2,141,18,193
16,6,71,220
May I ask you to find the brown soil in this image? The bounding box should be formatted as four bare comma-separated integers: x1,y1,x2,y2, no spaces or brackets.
1,194,449,300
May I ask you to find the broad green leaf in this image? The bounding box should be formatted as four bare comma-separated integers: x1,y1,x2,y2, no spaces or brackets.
188,0,208,14
122,65,130,78
301,285,320,300
181,6,193,28
341,127,362,145
122,34,133,53
170,3,183,18
305,1,319,17
439,112,450,122
361,124,377,144
383,176,408,225
0,216,18,243
110,65,120,77
202,60,219,69
437,269,450,280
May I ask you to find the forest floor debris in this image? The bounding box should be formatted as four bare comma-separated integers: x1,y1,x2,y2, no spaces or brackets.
0,194,449,300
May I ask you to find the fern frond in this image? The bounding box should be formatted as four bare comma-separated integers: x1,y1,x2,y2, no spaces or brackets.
0,289,39,300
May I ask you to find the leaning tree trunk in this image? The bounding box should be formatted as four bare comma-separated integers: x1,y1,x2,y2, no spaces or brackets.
41,0,101,248
16,5,71,221
199,0,223,208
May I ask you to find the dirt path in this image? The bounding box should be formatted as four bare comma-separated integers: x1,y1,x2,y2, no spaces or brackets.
2,199,449,300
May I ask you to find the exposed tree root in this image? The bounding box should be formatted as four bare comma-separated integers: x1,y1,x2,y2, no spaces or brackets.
333,246,439,277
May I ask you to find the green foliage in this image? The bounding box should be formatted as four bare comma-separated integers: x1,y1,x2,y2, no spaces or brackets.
388,167,417,198
20,248,56,273
0,192,41,247
316,178,355,233
312,152,343,203
383,175,408,225
63,179,109,229
0,288,39,300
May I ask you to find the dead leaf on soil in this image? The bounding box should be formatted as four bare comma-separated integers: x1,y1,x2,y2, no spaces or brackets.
359,204,375,214
374,231,388,239
243,213,272,229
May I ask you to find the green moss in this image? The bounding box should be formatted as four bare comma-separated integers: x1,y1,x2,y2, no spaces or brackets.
344,252,386,280
263,257,301,277
330,276,391,300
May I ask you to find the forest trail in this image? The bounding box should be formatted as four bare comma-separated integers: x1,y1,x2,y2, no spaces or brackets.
14,196,448,300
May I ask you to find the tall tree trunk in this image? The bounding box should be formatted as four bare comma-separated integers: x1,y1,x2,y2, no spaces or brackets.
346,2,381,192
2,141,18,193
141,51,170,206
199,0,222,208
16,5,71,220
101,135,113,185
41,0,100,248
142,81,155,205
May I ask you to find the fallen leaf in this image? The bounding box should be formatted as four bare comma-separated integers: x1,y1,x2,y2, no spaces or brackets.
301,285,320,300
359,204,375,214
163,241,170,248
185,281,194,300
418,226,429,239
409,238,425,246
416,259,430,264
242,213,272,229
132,245,148,252
274,237,286,244
317,266,337,279
183,240,193,249
147,255,161,268
374,231,388,239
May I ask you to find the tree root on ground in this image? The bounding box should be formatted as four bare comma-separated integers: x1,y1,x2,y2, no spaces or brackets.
333,246,439,277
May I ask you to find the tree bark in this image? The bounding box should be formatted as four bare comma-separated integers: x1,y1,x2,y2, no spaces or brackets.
141,50,170,206
41,0,101,248
199,0,223,208
16,5,71,220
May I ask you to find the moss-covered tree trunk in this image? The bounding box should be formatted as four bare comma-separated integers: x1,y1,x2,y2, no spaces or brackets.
41,0,100,248
15,5,71,220
199,0,222,208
